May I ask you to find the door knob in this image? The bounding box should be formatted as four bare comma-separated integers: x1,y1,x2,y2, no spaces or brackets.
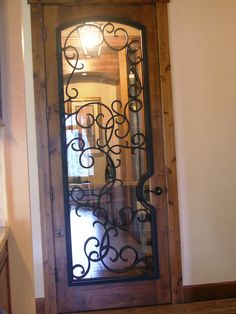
144,186,163,196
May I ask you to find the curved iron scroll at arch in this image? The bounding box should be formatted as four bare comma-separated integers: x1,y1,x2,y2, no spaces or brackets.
57,19,158,284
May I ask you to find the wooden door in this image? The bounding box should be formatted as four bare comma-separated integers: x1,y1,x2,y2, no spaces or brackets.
31,1,182,313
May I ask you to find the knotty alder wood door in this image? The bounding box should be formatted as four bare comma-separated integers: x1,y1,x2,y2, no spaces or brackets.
42,3,172,313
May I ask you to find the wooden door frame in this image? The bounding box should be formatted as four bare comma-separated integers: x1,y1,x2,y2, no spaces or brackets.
29,1,182,313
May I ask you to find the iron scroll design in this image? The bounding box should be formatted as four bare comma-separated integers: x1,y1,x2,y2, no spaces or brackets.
57,19,159,285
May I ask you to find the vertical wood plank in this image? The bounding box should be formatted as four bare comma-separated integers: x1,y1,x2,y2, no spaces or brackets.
30,4,58,313
35,298,45,314
156,3,183,304
0,242,11,314
42,5,68,312
143,4,171,304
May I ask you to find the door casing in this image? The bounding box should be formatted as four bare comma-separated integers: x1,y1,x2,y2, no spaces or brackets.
29,0,183,313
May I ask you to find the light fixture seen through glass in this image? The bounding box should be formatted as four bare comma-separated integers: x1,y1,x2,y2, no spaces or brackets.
78,23,103,58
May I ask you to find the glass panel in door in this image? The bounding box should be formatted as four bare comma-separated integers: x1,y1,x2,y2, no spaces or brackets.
58,20,158,285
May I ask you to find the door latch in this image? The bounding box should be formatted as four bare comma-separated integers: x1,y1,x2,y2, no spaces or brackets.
144,186,163,196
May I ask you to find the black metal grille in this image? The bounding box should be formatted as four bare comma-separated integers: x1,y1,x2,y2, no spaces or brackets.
57,18,159,286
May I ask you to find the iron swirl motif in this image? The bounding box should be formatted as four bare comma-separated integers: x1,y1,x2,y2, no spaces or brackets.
61,21,154,281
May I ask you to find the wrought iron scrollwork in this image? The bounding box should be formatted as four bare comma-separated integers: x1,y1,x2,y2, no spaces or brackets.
58,20,157,283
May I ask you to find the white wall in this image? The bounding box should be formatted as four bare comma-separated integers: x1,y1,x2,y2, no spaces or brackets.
168,0,236,285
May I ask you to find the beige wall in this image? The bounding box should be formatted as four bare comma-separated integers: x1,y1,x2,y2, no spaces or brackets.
0,0,36,313
168,0,236,285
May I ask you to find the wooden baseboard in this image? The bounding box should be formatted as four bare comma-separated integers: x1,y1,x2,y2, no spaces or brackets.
36,298,45,314
35,281,236,313
183,281,236,303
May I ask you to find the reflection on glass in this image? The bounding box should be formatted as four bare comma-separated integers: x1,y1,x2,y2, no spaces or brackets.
59,21,156,284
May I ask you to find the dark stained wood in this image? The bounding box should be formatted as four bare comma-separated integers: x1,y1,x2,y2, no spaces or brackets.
76,298,236,314
44,3,173,313
28,0,169,4
42,6,67,313
35,298,45,314
30,4,58,314
184,282,236,303
143,1,170,305
156,3,183,304
29,1,180,313
0,241,11,314
36,281,236,313
36,295,236,314
43,5,81,313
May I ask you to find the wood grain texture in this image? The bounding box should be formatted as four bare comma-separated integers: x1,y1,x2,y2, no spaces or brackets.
184,282,236,303
0,242,11,314
35,297,236,314
144,2,171,304
42,5,71,313
36,282,236,314
35,298,45,314
156,3,183,304
75,298,236,314
29,1,179,313
28,0,169,4
45,4,172,311
30,4,58,314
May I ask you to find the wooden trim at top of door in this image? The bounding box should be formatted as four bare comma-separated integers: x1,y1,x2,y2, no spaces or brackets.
27,0,170,5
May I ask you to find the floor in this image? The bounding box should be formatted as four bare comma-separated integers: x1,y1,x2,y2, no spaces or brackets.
77,299,236,314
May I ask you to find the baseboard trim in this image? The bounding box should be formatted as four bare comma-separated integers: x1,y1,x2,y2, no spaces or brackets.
36,298,45,314
35,282,236,312
183,281,236,303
